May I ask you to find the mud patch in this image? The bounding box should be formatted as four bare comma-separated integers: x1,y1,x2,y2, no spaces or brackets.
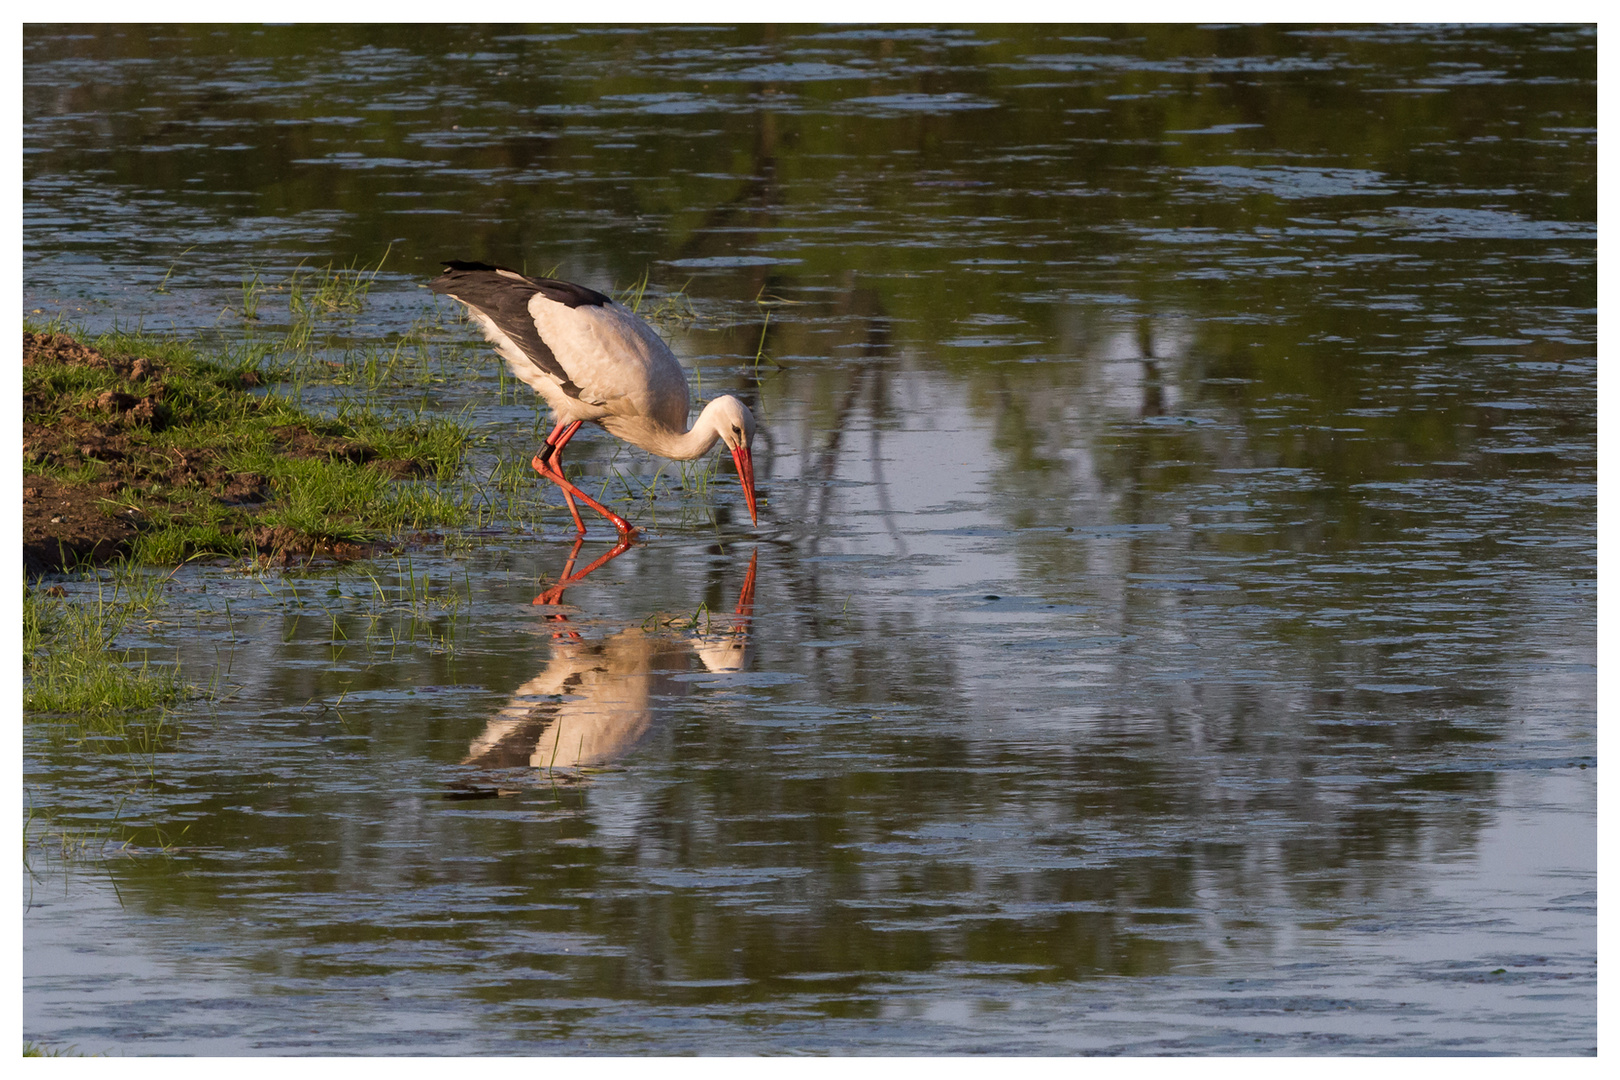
248,525,372,567
22,331,457,575
23,476,143,576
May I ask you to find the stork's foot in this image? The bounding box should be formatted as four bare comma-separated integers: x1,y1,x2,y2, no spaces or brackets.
591,511,637,539
530,452,639,537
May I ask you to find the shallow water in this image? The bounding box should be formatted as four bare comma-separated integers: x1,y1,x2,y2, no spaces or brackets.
22,25,1595,1054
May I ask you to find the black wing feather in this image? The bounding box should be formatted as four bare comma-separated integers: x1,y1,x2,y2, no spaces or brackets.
429,261,613,392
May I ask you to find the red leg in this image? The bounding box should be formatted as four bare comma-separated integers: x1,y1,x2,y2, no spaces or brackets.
549,421,589,533
530,419,636,537
555,478,587,536
533,421,587,534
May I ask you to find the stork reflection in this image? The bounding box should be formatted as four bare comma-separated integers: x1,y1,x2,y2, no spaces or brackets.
461,544,758,779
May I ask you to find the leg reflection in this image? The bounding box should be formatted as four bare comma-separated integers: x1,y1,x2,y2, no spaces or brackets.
532,534,636,637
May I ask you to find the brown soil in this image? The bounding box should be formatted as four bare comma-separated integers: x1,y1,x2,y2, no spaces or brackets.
22,331,436,575
23,475,143,575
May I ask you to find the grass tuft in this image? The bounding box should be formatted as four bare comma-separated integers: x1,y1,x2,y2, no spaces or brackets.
24,1040,88,1057
288,245,391,317
23,582,191,731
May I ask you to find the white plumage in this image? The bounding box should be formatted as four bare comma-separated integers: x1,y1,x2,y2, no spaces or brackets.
430,261,758,536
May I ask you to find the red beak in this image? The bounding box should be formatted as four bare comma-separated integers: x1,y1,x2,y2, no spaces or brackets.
730,444,758,526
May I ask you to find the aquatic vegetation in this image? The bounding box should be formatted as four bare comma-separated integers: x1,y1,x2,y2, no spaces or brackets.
23,1040,88,1057
152,243,195,296
22,576,191,731
618,269,699,327
23,324,476,570
288,246,390,317
238,271,264,321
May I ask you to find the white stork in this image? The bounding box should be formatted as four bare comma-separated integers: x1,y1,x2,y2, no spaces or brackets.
429,260,758,537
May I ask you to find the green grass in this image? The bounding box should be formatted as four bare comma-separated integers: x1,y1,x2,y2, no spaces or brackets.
153,244,196,296
239,270,265,320
616,269,698,326
23,579,190,731
24,322,477,567
252,455,470,542
289,245,391,317
24,1040,88,1057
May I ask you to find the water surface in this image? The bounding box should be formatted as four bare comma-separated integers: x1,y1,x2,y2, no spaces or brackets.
22,24,1595,1055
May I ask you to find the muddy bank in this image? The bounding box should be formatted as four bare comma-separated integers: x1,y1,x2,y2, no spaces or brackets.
22,331,455,575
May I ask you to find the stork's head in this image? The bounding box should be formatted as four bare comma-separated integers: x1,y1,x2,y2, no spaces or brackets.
707,395,758,526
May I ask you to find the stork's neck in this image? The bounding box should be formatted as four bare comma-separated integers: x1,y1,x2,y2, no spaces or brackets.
609,396,734,461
